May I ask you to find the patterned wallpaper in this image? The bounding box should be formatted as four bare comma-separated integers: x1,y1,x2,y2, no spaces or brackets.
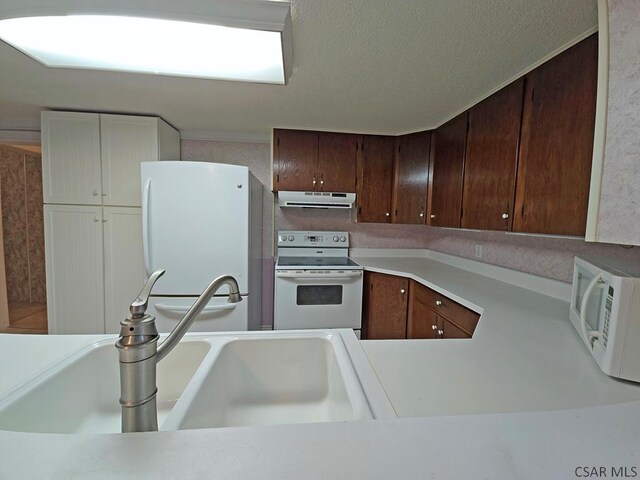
181,139,640,284
277,207,640,283
0,146,46,304
594,0,640,245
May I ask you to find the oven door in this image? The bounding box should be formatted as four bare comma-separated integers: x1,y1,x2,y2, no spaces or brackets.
274,270,363,330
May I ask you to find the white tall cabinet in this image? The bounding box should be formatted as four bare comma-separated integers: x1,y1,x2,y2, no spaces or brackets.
42,111,180,334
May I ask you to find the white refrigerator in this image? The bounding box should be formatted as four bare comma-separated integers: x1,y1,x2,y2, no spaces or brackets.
141,161,263,332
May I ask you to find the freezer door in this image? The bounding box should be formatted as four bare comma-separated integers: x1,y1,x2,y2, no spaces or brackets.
148,296,249,333
142,161,250,295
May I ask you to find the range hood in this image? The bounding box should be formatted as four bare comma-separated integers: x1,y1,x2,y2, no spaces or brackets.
278,191,356,209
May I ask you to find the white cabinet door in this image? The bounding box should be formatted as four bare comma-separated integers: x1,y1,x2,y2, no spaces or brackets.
44,205,104,334
100,115,158,207
41,111,102,205
103,207,145,334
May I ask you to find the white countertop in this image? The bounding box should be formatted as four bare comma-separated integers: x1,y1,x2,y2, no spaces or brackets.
350,252,640,417
1,250,640,478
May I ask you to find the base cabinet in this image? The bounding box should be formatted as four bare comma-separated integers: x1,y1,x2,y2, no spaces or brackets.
407,280,479,339
362,272,408,339
362,273,480,340
45,205,144,334
102,207,145,334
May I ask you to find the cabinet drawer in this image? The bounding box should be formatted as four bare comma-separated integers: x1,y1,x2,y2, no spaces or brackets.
411,281,480,335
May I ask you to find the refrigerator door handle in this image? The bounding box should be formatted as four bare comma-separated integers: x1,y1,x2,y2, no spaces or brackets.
142,178,152,275
154,303,237,314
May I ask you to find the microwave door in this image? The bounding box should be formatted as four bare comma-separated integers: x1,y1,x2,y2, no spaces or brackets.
578,272,606,346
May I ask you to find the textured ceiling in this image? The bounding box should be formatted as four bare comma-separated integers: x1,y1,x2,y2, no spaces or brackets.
0,0,597,140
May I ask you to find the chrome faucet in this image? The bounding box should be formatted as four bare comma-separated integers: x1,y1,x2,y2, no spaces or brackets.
116,269,242,433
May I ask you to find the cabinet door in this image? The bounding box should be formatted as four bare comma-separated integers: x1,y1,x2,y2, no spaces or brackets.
357,135,395,223
103,207,145,334
41,111,102,205
513,34,597,235
272,129,318,191
462,79,524,231
100,115,158,207
362,272,408,339
44,204,104,334
428,113,467,227
317,132,358,192
407,281,440,339
393,131,431,224
441,317,471,339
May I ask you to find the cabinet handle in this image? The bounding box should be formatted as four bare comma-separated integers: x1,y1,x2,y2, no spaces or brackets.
435,300,442,306
320,177,324,186
93,190,98,196
400,288,406,294
430,214,436,219
437,329,444,336
502,213,509,219
431,325,438,330
385,212,390,217
312,177,317,186
94,217,100,222
102,193,108,197
419,209,424,218
102,218,108,223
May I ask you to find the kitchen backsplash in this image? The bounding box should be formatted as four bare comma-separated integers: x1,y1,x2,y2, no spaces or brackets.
182,138,640,284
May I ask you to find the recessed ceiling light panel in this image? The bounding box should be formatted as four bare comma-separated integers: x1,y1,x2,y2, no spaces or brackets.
0,1,292,84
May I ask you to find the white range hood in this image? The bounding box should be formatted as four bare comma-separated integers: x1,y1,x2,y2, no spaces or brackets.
277,191,356,209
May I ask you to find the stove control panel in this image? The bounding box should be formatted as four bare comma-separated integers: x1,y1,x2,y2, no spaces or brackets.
277,231,349,248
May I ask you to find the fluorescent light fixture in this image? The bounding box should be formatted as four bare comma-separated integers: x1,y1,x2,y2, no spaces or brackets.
0,1,292,84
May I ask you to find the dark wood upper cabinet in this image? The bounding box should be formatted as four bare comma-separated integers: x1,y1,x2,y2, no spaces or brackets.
513,34,598,236
273,129,318,192
461,79,525,231
273,129,357,193
317,132,358,192
428,113,468,228
362,272,408,339
357,135,396,223
393,131,431,225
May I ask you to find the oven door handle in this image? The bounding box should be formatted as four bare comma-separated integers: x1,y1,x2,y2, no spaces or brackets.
155,303,237,314
276,270,362,279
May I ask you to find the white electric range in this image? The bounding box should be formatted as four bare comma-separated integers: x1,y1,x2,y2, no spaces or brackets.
273,231,363,335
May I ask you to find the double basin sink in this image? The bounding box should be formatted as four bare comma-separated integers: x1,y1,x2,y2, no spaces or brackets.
0,330,394,434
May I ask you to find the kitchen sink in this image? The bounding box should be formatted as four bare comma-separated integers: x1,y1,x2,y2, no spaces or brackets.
0,339,211,434
0,330,394,434
162,332,373,430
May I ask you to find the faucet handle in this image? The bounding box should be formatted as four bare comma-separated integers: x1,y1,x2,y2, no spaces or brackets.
130,270,166,318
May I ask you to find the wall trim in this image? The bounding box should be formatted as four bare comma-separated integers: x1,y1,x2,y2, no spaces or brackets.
0,129,41,145
180,130,271,144
585,0,609,242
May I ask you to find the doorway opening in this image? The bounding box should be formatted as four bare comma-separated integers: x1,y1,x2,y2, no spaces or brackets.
0,144,47,334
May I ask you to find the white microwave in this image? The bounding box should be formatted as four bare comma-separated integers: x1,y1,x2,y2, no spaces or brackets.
570,256,640,382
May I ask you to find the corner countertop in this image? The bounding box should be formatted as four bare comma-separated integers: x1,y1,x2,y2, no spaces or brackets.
1,250,640,478
350,251,640,417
